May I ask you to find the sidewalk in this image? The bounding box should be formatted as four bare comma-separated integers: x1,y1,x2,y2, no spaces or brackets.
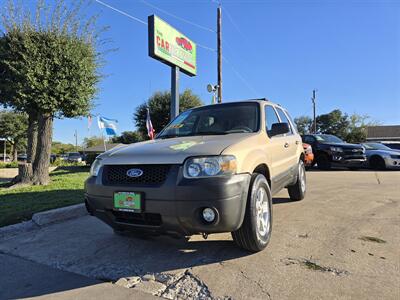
0,253,157,300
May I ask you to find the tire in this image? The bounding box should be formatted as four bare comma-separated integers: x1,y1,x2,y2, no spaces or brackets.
316,153,331,170
231,173,272,252
288,160,306,201
369,156,386,170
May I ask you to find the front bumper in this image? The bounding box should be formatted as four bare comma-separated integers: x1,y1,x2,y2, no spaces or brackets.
330,152,366,167
85,165,251,236
383,157,400,169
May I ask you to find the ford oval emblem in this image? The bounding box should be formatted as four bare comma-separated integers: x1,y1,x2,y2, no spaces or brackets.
126,168,143,178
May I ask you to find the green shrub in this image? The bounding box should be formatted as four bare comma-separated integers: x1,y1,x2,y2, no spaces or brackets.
0,162,18,168
85,153,99,166
51,159,85,167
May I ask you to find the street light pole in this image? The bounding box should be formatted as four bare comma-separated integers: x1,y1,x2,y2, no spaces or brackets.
217,6,222,103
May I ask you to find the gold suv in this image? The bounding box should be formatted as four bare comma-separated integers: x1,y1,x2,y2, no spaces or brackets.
85,99,306,252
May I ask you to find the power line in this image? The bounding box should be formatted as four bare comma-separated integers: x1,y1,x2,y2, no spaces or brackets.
220,5,247,41
222,56,259,98
95,0,147,26
141,0,216,33
94,0,216,52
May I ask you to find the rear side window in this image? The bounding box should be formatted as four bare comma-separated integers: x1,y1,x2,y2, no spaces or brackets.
303,135,315,144
265,105,280,136
276,107,293,134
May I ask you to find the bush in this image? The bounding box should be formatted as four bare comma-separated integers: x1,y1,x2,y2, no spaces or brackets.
85,153,99,166
0,162,18,168
51,159,85,167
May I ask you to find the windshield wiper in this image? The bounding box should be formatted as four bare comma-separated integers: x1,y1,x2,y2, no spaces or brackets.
192,131,228,136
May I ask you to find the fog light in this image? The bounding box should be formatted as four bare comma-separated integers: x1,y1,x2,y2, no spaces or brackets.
202,208,216,223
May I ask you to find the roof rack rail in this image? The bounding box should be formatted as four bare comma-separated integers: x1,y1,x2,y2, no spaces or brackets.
247,98,269,101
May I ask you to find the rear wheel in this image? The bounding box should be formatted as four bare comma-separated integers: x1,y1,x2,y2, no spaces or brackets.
231,173,272,252
288,160,306,201
369,156,386,170
316,153,331,170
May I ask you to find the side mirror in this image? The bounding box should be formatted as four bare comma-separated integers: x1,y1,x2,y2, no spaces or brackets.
270,123,290,137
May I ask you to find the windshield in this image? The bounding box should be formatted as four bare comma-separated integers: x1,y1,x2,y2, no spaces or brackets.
315,134,344,143
157,102,260,139
68,153,80,157
362,143,392,150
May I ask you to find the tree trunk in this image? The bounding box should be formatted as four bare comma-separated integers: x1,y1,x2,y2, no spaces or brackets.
18,164,33,184
32,114,53,185
17,113,38,184
11,142,17,162
27,113,38,164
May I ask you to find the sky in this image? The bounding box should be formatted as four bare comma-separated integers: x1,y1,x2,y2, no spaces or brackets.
2,0,399,144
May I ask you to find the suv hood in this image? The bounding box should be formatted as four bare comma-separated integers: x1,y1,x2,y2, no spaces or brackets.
322,142,363,149
99,134,254,165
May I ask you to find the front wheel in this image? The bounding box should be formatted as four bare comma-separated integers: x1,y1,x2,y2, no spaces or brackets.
231,173,272,252
288,160,306,201
316,153,331,170
369,156,386,170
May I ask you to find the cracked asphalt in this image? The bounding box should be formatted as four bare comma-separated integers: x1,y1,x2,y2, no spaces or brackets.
0,170,399,299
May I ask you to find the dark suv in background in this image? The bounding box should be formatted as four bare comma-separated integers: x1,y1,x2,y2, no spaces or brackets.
302,134,366,170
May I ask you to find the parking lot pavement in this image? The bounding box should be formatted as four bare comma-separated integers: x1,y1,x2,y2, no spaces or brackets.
0,253,157,300
0,171,399,299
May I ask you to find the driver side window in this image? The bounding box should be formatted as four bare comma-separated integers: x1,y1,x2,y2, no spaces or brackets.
265,105,280,137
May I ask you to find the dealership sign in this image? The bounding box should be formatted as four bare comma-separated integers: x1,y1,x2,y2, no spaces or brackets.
148,15,197,76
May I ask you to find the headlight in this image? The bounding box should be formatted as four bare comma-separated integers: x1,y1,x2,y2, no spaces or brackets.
90,158,103,177
184,156,237,178
330,146,343,152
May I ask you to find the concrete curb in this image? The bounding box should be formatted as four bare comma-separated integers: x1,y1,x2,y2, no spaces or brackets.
0,204,88,240
32,204,88,226
0,220,39,240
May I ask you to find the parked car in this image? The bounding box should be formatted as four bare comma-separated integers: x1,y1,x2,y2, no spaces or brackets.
67,152,82,163
85,100,306,252
50,154,57,164
302,143,314,168
59,154,68,161
302,134,366,170
381,141,400,151
17,154,27,162
361,142,400,170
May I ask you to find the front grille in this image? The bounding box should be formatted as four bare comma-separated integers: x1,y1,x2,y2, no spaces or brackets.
112,211,162,226
344,149,364,155
102,165,171,185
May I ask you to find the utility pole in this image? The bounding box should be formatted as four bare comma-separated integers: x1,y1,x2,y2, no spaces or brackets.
217,6,222,103
312,90,317,134
74,130,78,152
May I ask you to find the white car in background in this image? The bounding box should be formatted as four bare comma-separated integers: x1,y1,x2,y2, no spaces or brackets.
362,143,400,170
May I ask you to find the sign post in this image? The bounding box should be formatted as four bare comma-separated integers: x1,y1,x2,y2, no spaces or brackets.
171,66,180,119
148,15,197,121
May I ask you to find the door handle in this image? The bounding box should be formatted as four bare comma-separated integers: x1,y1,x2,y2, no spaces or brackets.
284,142,289,148
295,140,300,145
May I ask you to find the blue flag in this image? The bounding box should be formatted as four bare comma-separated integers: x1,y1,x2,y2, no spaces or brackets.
98,116,118,136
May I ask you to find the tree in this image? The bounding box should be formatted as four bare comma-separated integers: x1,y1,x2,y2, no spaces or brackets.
0,0,104,185
112,131,143,144
294,116,313,135
0,111,28,161
316,109,350,139
133,89,203,139
51,141,77,155
345,113,379,143
83,136,104,148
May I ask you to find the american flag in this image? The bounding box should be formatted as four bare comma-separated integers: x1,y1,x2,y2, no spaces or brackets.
146,108,155,139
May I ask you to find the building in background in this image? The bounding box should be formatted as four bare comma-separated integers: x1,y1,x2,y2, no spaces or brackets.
366,125,400,150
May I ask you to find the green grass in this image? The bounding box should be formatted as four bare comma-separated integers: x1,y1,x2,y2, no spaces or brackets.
0,166,90,227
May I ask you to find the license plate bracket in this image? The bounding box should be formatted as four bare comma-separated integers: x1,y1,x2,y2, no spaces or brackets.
113,192,143,212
